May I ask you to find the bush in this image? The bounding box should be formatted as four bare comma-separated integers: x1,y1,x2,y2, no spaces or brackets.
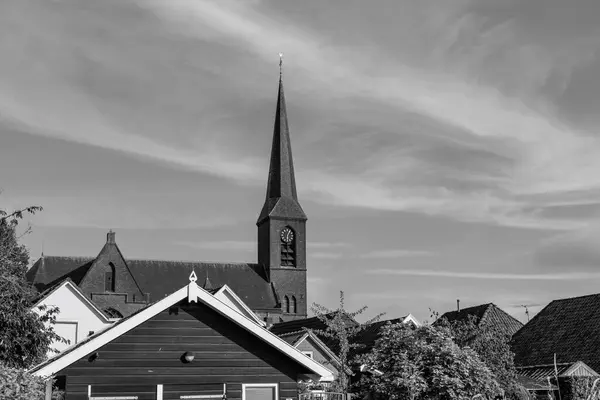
0,364,45,400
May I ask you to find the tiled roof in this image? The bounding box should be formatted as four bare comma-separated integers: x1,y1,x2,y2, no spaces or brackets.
270,312,359,336
438,303,523,337
270,312,359,354
511,293,600,372
126,260,276,310
353,318,406,354
27,256,95,292
27,256,278,311
516,362,594,381
278,331,307,346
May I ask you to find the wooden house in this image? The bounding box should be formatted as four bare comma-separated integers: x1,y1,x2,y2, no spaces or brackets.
29,272,333,400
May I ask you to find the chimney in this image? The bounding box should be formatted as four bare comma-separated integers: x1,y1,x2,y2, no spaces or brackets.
457,299,460,312
107,230,116,244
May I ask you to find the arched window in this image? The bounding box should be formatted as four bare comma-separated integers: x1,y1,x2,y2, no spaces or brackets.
104,263,116,292
103,307,123,319
280,226,296,267
292,296,297,314
283,296,290,313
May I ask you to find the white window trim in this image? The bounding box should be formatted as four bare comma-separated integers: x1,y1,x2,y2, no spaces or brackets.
302,351,314,359
241,383,278,400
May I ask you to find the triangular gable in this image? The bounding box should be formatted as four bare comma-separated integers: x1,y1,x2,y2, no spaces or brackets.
29,274,333,382
402,314,421,327
33,278,111,324
213,284,266,327
78,239,146,300
294,331,352,374
563,361,599,377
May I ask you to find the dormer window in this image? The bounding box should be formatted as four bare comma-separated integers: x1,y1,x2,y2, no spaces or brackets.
105,263,116,292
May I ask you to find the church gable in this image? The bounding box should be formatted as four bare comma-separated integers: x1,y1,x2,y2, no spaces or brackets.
78,231,148,317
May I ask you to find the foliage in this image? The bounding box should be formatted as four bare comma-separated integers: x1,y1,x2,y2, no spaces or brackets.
0,203,66,368
0,364,45,400
0,364,65,400
359,323,502,400
557,376,600,400
434,311,528,400
307,291,384,394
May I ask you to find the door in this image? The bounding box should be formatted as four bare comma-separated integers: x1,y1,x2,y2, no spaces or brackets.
242,384,278,400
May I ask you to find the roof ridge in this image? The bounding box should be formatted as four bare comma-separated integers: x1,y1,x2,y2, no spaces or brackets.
127,258,259,265
37,255,260,266
550,292,600,303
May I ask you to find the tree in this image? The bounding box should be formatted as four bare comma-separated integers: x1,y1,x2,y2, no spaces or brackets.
0,203,65,369
307,291,384,394
359,323,502,400
435,313,527,400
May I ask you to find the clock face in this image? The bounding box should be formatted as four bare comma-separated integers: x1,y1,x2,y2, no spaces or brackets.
280,228,294,243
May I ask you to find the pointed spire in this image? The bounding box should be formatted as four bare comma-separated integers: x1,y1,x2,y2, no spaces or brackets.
257,56,307,225
203,272,215,290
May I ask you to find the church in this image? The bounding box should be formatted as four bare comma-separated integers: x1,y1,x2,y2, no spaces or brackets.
26,72,309,325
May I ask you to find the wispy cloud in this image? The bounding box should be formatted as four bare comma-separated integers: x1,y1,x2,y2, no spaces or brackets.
311,252,344,260
360,249,434,259
174,240,254,252
4,0,600,232
366,268,600,281
135,0,600,230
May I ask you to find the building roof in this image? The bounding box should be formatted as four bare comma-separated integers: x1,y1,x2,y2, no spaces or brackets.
270,312,359,336
511,293,600,372
353,316,418,354
27,256,95,292
517,361,598,381
28,273,334,382
438,303,523,337
257,76,306,225
27,256,278,311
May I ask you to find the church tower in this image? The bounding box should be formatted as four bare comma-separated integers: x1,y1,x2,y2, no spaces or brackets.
257,61,308,321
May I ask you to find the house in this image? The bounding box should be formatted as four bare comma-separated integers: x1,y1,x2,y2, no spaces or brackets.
26,70,311,324
352,315,421,355
436,302,523,338
517,361,597,400
511,293,600,373
32,278,115,356
278,329,348,382
29,272,333,400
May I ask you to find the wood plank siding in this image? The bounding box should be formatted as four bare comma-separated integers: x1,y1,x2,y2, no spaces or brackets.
59,301,311,400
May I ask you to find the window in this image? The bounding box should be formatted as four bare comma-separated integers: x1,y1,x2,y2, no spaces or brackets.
242,384,278,400
302,351,313,359
104,263,116,292
283,296,290,313
280,226,296,267
291,296,297,314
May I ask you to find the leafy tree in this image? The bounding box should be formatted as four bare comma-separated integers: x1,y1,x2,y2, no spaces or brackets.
307,291,384,394
0,203,66,369
434,312,527,400
359,323,502,400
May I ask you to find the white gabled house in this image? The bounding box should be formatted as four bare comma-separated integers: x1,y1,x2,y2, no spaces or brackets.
32,278,115,356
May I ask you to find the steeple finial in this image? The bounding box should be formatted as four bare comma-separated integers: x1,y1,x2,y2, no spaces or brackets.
279,52,283,79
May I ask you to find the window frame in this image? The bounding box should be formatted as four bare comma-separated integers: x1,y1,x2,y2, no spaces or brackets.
241,383,278,400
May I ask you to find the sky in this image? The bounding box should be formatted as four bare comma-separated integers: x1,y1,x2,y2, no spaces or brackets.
2,0,600,324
